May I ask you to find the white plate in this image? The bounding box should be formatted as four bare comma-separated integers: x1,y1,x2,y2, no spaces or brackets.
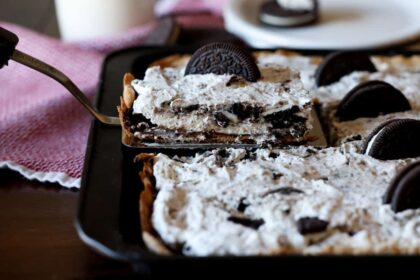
224,0,420,50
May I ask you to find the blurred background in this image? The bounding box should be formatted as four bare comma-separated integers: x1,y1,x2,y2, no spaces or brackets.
0,0,60,37
1,0,419,49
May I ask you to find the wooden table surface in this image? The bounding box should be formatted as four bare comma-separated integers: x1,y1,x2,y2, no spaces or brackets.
0,170,133,279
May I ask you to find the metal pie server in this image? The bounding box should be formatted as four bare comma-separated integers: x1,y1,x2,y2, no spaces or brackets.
0,26,120,125
0,19,181,126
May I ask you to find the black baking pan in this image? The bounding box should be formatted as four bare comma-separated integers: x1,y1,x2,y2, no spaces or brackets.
76,46,420,276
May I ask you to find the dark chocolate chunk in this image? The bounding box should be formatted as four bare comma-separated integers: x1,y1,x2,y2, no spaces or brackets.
227,216,265,230
124,107,156,133
259,0,318,27
237,198,250,213
182,244,192,254
229,103,262,121
171,104,200,113
185,42,261,82
215,149,231,167
384,161,420,213
315,51,376,86
264,105,307,129
213,111,230,127
346,135,362,142
272,173,284,180
136,122,150,131
296,217,329,235
336,80,411,121
216,149,230,158
262,187,303,197
362,119,420,160
242,150,257,161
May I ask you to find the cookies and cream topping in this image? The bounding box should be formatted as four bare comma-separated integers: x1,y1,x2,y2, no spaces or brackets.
131,63,312,136
151,146,419,255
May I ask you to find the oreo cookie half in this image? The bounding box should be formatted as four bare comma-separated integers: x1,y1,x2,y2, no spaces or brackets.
259,0,319,27
336,80,411,121
362,119,420,160
185,42,261,82
384,161,420,213
315,51,377,87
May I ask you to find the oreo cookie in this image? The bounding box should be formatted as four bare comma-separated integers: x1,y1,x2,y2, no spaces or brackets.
185,42,260,82
315,51,377,87
383,161,420,213
259,0,318,27
336,80,411,121
363,119,420,160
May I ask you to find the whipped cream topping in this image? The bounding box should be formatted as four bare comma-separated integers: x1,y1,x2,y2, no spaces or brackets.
256,53,420,110
151,146,420,255
131,63,312,134
256,52,420,145
331,111,420,146
277,0,315,11
313,71,420,110
256,53,318,89
316,69,420,146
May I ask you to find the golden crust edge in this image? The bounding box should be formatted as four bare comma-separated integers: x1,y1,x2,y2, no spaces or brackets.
149,54,191,68
118,73,137,146
372,55,420,72
117,95,135,146
136,154,173,256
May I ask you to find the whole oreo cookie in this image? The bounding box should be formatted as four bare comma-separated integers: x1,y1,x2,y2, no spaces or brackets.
259,0,318,27
336,80,411,121
383,161,420,213
362,119,420,160
315,51,377,87
184,42,261,82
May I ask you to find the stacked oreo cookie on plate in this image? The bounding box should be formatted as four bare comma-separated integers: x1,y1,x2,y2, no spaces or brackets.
120,44,420,256
259,0,319,27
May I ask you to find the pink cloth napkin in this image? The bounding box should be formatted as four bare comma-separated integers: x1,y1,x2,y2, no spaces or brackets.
0,0,225,188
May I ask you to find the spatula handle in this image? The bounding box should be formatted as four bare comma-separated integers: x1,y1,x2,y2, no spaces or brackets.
0,26,19,69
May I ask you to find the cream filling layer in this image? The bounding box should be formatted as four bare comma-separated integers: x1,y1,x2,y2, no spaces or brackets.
132,64,312,132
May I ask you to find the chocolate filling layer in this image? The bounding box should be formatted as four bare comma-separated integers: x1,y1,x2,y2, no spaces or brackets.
124,107,156,133
264,106,307,129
